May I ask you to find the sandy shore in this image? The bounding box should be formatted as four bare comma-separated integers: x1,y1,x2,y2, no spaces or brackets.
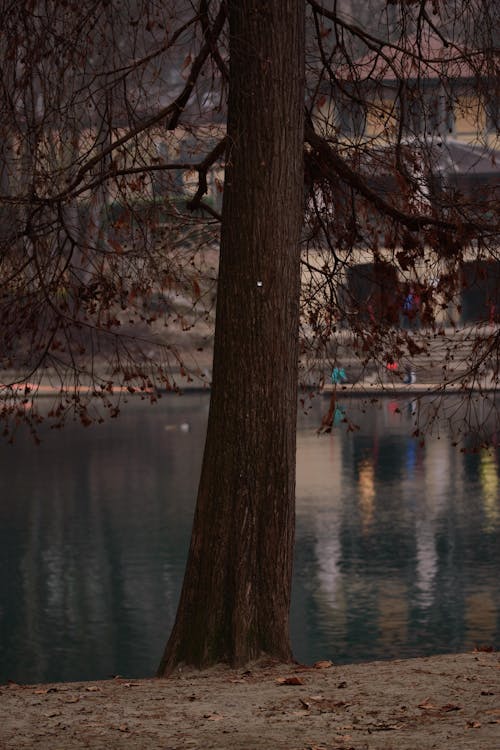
1,652,498,749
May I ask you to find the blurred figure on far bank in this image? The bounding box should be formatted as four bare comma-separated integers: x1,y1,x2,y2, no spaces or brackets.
331,366,347,386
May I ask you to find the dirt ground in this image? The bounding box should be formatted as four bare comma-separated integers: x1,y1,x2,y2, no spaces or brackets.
0,652,499,750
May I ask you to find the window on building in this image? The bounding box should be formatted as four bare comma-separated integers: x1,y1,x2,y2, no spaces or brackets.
347,261,401,325
399,86,448,138
338,99,366,139
486,97,499,133
314,95,366,140
460,260,500,324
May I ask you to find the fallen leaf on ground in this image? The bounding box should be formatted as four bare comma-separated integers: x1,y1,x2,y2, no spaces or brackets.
418,698,438,710
308,697,350,710
276,676,304,686
313,660,333,669
367,721,406,731
418,699,461,712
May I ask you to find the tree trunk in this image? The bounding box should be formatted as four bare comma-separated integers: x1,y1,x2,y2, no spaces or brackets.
157,0,305,673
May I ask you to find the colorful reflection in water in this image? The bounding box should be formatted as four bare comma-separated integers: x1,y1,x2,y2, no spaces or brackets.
0,393,499,684
293,395,500,665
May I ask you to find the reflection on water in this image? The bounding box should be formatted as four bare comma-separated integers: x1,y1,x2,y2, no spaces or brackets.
293,395,500,665
480,451,500,531
0,393,499,684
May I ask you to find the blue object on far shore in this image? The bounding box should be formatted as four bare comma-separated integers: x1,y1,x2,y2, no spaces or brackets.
331,367,347,385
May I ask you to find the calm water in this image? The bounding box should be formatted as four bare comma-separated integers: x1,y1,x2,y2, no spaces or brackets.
1,393,499,684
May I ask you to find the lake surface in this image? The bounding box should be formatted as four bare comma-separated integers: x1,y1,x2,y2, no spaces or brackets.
1,392,499,684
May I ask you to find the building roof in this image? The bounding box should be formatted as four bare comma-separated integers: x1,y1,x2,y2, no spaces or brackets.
359,138,500,182
341,31,486,82
438,139,500,176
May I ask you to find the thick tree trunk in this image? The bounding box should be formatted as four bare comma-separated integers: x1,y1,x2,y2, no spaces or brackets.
157,0,305,673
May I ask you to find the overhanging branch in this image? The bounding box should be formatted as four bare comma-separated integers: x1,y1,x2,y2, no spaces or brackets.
186,136,227,217
304,120,498,236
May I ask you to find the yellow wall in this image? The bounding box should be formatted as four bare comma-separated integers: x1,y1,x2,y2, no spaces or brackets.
454,95,487,137
365,97,398,138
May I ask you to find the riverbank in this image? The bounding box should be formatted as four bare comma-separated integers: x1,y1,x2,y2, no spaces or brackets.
2,374,497,397
1,651,498,749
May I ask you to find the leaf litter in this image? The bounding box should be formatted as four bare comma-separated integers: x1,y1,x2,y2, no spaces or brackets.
0,652,498,749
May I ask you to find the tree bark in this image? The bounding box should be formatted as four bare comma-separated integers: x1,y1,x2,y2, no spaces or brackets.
157,0,305,673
